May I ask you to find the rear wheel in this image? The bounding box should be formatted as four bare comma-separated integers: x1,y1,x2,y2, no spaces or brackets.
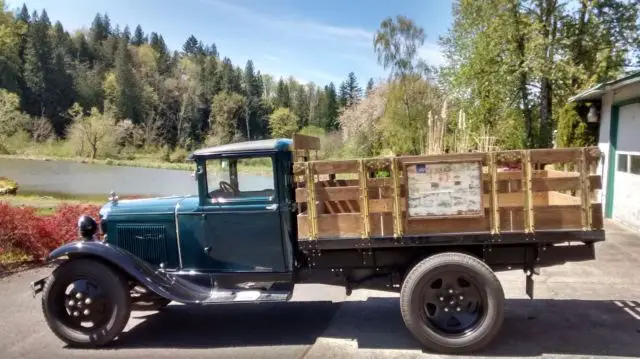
400,252,504,354
41,259,131,347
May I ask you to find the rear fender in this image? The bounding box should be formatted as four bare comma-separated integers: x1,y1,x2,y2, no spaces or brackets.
39,240,210,303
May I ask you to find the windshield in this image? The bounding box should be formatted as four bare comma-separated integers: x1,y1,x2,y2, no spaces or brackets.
205,156,275,200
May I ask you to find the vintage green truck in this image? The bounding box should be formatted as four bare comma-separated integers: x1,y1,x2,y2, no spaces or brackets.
30,134,605,354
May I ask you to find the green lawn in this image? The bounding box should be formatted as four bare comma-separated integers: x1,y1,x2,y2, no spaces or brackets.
0,194,102,215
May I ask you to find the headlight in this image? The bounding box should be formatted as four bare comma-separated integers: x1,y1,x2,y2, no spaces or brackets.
77,215,98,240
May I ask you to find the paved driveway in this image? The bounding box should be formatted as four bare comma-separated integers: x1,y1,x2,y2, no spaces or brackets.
2,220,640,359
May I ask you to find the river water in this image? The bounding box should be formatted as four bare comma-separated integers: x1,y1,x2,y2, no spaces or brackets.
0,158,270,199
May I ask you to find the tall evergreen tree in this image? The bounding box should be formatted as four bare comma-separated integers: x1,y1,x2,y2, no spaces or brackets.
344,72,361,107
293,84,309,127
22,9,53,116
275,79,290,108
338,81,348,108
183,35,200,55
204,43,218,58
16,4,30,23
122,25,131,44
73,33,92,64
52,21,73,59
242,59,259,139
102,14,111,37
366,78,374,96
113,38,142,123
255,71,264,99
131,25,146,46
150,33,170,74
89,13,108,44
324,82,339,130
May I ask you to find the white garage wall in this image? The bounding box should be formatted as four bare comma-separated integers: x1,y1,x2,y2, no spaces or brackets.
596,82,640,213
612,103,640,229
596,91,613,205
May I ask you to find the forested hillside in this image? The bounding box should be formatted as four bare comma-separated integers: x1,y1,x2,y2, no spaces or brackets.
1,0,639,164
0,0,367,161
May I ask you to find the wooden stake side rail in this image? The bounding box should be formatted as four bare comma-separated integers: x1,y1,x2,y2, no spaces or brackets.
294,146,602,240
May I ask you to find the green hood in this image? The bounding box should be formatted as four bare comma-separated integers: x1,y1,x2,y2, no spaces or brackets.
100,196,194,217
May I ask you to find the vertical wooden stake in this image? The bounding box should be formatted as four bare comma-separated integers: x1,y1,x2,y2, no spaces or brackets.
305,162,318,240
359,160,370,239
391,158,403,238
489,153,500,234
580,148,592,230
522,150,534,233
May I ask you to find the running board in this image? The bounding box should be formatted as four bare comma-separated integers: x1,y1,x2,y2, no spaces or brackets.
201,288,292,304
142,272,294,305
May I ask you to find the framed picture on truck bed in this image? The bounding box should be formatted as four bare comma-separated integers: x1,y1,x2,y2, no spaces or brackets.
403,157,485,221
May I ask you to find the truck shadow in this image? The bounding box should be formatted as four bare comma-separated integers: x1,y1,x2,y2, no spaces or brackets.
115,298,640,357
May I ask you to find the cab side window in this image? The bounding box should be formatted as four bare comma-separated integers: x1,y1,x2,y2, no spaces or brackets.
206,157,275,200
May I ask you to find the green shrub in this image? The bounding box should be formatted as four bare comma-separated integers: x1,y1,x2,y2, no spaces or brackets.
556,103,596,148
169,148,189,163
0,138,11,155
299,125,326,138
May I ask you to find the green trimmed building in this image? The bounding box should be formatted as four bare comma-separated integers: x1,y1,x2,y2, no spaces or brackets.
569,71,640,230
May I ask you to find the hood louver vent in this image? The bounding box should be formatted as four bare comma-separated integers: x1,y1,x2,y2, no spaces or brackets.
116,224,168,264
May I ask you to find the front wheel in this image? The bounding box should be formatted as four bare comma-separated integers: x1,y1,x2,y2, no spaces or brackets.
41,258,131,347
400,252,505,354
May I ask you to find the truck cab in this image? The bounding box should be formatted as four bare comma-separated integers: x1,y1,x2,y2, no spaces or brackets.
96,138,300,291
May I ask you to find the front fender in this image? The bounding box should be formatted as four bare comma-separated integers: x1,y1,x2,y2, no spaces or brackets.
43,240,211,303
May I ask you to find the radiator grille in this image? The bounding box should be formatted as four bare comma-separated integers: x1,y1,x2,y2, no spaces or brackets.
116,224,167,263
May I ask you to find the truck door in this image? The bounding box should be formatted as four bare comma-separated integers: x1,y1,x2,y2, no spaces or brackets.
197,155,287,272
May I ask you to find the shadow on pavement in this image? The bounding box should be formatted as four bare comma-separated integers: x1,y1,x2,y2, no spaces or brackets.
115,298,640,357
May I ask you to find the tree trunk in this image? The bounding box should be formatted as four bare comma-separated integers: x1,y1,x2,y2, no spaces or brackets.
512,0,534,148
537,0,558,148
571,0,589,89
539,76,553,147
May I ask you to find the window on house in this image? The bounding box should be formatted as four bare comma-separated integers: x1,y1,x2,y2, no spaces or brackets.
630,155,640,175
618,154,628,172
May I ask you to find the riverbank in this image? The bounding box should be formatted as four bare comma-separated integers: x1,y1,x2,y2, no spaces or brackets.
0,154,273,174
0,194,103,215
0,153,195,171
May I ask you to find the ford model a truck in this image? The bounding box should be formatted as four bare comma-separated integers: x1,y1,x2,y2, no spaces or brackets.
30,134,605,354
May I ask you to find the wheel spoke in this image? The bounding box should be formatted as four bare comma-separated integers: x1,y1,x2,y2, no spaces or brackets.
440,273,459,291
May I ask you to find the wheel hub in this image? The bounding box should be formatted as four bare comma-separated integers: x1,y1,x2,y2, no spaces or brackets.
62,279,107,326
420,271,485,336
438,288,467,313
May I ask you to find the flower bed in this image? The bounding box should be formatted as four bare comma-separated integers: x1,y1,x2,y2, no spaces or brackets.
0,202,101,265
0,177,18,195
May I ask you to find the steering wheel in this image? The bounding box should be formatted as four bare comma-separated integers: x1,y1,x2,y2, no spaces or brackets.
219,180,237,194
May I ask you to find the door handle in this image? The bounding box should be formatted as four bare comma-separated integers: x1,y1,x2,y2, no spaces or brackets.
204,246,212,254
265,204,278,210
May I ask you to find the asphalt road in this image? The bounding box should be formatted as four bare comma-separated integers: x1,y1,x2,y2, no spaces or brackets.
2,220,640,359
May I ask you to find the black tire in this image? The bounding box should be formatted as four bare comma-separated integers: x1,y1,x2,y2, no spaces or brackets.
400,252,504,354
41,258,131,348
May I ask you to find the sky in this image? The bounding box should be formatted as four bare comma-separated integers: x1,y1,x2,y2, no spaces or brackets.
6,0,453,86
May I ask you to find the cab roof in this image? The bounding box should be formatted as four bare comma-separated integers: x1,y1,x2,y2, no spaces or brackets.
188,138,292,159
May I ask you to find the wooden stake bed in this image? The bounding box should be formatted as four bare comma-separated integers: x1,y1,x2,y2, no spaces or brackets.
292,139,603,244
